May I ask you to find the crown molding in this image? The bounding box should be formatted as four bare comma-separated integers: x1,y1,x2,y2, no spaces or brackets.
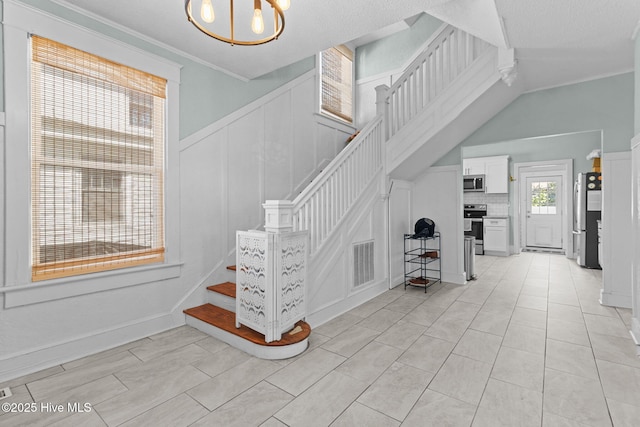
44,0,249,82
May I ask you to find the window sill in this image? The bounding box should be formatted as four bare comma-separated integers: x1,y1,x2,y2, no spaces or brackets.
2,262,182,308
314,112,356,133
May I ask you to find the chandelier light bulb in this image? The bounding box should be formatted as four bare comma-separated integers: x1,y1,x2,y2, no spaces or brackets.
185,0,285,46
200,0,215,23
277,0,290,11
252,0,265,34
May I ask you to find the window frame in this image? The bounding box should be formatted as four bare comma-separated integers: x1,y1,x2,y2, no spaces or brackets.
30,37,167,281
2,0,182,307
318,44,355,125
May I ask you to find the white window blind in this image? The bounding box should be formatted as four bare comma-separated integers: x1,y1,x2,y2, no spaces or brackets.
321,45,353,123
30,35,166,281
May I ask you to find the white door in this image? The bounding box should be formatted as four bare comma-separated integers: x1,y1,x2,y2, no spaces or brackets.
525,175,563,249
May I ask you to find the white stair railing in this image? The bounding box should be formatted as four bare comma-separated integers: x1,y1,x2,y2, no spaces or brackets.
290,115,384,255
236,24,496,340
384,25,490,139
267,26,489,257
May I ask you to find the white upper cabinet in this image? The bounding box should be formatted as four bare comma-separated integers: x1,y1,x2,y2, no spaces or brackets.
462,155,509,193
484,156,509,193
462,158,486,176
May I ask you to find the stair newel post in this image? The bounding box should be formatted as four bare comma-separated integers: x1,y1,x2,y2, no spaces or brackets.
261,200,308,343
263,200,295,234
375,84,390,141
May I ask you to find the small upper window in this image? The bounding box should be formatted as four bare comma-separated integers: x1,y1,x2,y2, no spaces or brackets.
320,45,353,123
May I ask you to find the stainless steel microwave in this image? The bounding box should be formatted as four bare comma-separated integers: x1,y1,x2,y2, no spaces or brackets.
463,175,485,192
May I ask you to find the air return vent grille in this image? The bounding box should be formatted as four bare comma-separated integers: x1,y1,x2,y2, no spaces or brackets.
353,241,374,287
0,387,12,400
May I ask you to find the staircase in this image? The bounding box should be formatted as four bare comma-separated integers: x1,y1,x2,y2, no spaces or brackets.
182,24,523,359
382,26,522,180
184,266,311,360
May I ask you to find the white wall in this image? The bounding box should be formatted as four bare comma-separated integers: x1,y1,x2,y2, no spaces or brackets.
305,175,390,327
1,2,181,382
0,56,353,382
601,152,633,308
388,180,412,287
356,73,393,128
179,70,356,302
411,165,466,285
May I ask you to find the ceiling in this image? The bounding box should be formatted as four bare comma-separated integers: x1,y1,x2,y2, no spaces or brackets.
53,0,640,88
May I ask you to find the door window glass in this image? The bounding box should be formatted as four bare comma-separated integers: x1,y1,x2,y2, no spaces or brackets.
530,181,557,214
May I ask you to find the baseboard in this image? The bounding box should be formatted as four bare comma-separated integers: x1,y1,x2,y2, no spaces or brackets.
443,271,467,285
307,280,388,328
185,315,308,360
0,312,178,383
391,274,405,288
484,250,509,257
599,289,633,309
631,317,640,346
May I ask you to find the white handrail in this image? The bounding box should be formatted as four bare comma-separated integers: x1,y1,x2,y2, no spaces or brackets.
384,25,489,139
283,25,488,257
291,115,384,254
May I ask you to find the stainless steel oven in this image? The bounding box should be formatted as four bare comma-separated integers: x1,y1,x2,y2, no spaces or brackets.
464,204,487,255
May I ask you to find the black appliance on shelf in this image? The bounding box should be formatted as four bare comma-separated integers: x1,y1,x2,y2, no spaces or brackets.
573,172,601,269
464,204,487,255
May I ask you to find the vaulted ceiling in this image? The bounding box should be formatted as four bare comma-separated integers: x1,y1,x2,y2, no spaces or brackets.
54,0,640,89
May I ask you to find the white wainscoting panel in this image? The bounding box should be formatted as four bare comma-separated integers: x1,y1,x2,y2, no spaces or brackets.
306,176,388,327
601,151,633,308
630,134,640,345
388,180,412,287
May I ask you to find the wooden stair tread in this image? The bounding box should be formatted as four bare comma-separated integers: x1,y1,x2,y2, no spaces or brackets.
207,282,236,298
227,265,236,271
184,304,310,346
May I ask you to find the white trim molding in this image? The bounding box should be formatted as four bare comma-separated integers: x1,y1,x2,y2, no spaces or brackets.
0,311,178,383
600,151,632,309
46,0,245,81
512,159,573,258
2,1,182,303
3,0,181,82
631,132,640,150
498,47,518,87
630,132,640,348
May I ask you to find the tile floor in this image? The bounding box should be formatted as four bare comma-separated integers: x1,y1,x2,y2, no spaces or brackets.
2,252,640,426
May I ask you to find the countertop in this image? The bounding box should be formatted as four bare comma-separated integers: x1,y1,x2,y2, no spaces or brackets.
483,216,509,219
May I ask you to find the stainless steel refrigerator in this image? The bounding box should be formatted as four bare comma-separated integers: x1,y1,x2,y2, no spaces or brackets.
573,172,601,268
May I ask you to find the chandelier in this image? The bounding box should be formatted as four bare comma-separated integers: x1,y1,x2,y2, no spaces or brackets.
185,0,290,46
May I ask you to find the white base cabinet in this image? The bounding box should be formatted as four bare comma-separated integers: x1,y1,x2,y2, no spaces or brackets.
484,217,509,256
